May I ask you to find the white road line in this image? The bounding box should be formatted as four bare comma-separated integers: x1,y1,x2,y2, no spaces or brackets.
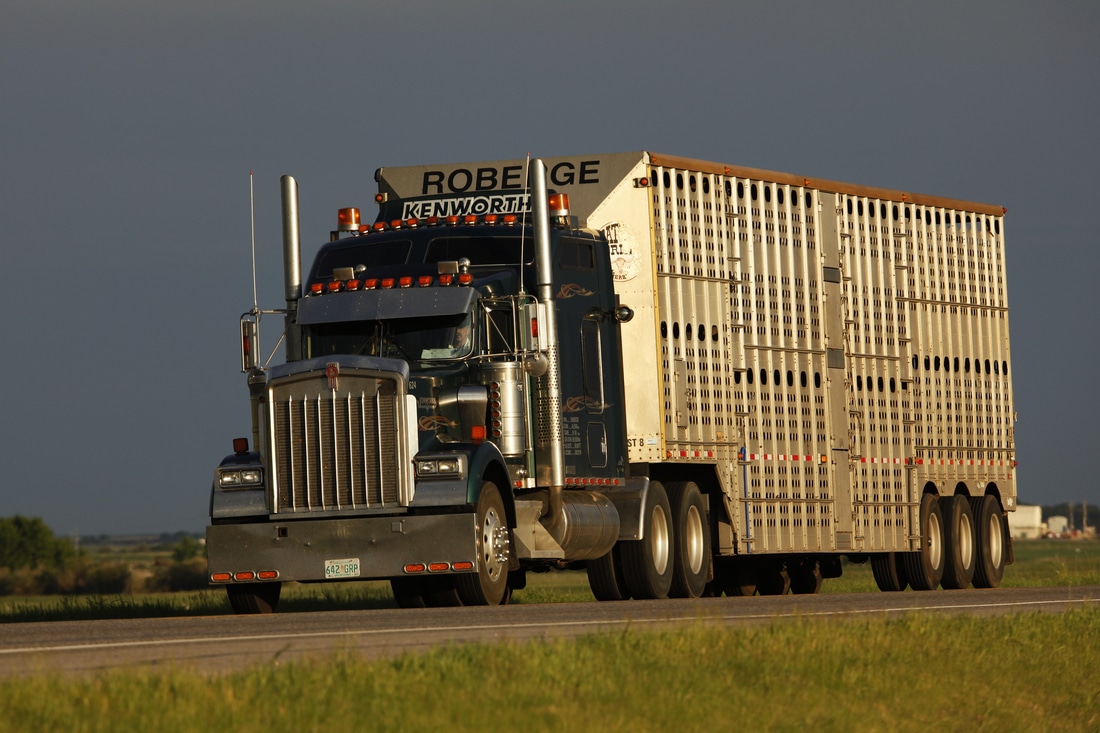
2,596,1095,657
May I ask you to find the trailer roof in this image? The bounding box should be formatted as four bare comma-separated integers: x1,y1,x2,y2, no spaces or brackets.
645,152,1005,217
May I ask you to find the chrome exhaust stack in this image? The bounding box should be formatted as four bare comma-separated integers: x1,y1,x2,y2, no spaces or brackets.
280,175,302,361
530,160,564,530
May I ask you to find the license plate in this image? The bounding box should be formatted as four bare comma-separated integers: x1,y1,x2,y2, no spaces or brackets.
325,557,360,579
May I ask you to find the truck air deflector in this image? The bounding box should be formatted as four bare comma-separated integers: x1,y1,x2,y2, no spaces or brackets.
297,286,476,324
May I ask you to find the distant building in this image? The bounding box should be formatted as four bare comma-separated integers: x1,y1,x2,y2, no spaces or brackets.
1047,516,1069,535
1008,505,1044,539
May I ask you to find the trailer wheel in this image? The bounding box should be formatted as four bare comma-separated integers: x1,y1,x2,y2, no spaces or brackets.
789,558,823,594
756,559,790,595
971,495,1006,588
586,545,628,601
456,481,511,606
905,493,945,590
667,481,710,598
621,480,673,599
940,495,976,589
871,552,909,592
226,582,281,614
712,556,758,596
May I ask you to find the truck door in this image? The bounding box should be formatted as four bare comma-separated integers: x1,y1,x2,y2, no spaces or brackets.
554,235,625,479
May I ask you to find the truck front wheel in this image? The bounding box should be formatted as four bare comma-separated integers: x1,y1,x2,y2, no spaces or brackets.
456,481,511,605
226,582,281,614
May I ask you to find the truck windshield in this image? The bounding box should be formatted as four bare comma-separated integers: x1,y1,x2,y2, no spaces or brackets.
307,314,473,362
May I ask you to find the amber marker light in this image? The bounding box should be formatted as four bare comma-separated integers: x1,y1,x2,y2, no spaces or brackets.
404,563,426,574
337,207,361,231
257,570,279,580
210,572,232,582
452,561,474,571
428,562,450,573
234,571,256,581
548,192,569,216
418,275,433,287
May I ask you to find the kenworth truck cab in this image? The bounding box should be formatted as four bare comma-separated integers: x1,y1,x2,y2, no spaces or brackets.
207,160,643,612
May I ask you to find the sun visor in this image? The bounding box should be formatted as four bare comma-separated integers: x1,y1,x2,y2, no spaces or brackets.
296,286,477,325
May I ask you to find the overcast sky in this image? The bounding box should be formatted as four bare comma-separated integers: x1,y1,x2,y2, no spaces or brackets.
2,1,1096,535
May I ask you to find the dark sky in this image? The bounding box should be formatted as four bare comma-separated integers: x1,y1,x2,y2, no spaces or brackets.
2,1,1096,534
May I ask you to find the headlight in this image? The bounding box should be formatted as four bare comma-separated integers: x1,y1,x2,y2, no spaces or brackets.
218,468,263,489
415,456,465,479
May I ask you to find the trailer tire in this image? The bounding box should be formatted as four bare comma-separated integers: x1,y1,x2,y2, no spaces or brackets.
621,480,673,599
713,556,758,596
789,558,824,594
971,494,1006,588
756,559,790,595
666,481,710,598
871,552,909,592
940,495,976,589
587,545,628,601
226,582,281,614
905,493,945,591
456,481,511,606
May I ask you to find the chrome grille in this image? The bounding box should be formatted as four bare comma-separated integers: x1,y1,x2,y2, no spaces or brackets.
271,376,400,512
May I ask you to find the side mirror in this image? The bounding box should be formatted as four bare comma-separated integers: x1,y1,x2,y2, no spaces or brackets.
241,317,259,372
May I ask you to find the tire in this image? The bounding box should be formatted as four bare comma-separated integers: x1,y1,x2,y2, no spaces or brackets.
456,481,511,605
789,558,824,594
666,481,711,598
226,582,281,614
905,493,945,591
941,495,976,589
714,556,758,597
971,495,1006,588
621,480,674,599
756,559,791,596
587,545,628,601
390,577,427,608
871,552,909,592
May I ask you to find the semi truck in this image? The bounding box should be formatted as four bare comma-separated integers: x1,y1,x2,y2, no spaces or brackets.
206,152,1016,613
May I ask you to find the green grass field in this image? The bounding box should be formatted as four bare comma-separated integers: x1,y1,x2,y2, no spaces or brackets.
1,541,1098,731
2,608,1097,731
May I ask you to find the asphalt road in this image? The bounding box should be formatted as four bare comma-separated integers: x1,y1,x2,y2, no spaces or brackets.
2,586,1097,678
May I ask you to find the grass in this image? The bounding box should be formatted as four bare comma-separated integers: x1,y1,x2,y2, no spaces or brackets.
1,609,1098,732
1,540,1096,623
